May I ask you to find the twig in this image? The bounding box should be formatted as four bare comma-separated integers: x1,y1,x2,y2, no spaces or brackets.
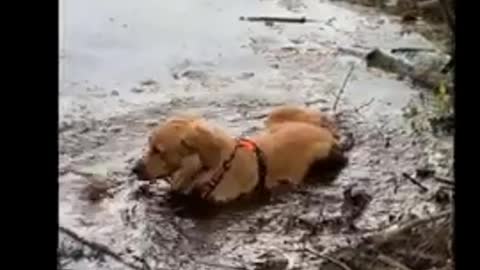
391,47,436,54
225,228,274,234
58,226,144,270
335,98,375,117
196,260,246,270
245,113,268,120
402,172,429,193
304,245,352,270
332,64,355,112
353,98,375,114
305,97,328,106
65,169,98,178
434,176,454,186
377,253,414,270
369,209,452,244
239,16,317,24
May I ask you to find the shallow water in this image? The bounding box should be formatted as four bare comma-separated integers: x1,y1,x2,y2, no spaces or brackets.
59,1,448,269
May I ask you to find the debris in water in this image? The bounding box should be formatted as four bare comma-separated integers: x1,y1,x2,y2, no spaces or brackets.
402,172,429,193
238,72,255,80
416,167,435,179
141,79,157,86
239,16,316,24
131,87,144,93
109,125,123,133
81,178,115,203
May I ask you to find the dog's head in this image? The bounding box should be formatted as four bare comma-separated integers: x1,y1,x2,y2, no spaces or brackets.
132,116,206,181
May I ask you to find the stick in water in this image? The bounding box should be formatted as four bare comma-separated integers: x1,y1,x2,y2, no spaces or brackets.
332,64,355,112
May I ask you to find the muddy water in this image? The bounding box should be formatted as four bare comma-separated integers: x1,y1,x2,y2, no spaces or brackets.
59,0,450,269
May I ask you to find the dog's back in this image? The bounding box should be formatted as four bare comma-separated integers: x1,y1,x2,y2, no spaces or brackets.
253,122,342,188
265,105,339,138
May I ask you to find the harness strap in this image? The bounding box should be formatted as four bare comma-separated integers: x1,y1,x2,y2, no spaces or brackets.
238,138,267,195
200,138,267,200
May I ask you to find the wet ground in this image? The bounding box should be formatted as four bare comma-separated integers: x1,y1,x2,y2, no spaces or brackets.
59,0,453,269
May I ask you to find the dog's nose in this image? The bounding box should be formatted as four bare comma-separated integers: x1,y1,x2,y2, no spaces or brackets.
132,160,145,177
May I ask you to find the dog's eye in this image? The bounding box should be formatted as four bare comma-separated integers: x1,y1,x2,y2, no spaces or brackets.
151,144,166,156
152,147,166,157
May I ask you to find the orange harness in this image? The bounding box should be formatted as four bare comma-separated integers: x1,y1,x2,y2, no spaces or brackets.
200,138,267,200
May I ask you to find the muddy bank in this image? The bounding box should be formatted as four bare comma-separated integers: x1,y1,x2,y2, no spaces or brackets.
334,0,454,51
59,0,453,269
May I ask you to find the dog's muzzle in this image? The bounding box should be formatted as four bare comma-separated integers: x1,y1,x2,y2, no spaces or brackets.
131,159,172,182
131,160,148,180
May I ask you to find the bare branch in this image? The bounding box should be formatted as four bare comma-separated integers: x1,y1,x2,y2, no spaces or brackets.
305,97,328,107
434,176,454,186
59,226,145,270
239,16,316,24
352,98,375,114
304,245,352,270
391,47,436,54
332,64,355,112
402,172,429,193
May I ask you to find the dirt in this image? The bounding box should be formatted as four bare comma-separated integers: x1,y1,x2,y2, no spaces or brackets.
59,0,453,269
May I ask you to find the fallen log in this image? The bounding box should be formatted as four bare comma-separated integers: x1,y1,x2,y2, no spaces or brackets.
365,48,453,93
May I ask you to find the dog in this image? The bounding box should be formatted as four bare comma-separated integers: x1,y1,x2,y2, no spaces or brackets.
132,109,346,203
132,105,338,187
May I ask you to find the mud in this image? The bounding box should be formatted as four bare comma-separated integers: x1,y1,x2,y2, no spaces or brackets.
59,0,453,269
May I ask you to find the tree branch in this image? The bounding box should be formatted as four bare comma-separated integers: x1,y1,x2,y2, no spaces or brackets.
59,226,145,270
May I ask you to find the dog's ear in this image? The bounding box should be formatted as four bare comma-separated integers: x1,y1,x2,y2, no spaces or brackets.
181,122,221,168
181,122,216,148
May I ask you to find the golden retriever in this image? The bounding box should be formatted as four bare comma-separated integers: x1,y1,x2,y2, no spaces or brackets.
132,106,346,203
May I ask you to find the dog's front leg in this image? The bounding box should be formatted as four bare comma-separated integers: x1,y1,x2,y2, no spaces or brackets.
170,155,204,193
184,166,223,199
